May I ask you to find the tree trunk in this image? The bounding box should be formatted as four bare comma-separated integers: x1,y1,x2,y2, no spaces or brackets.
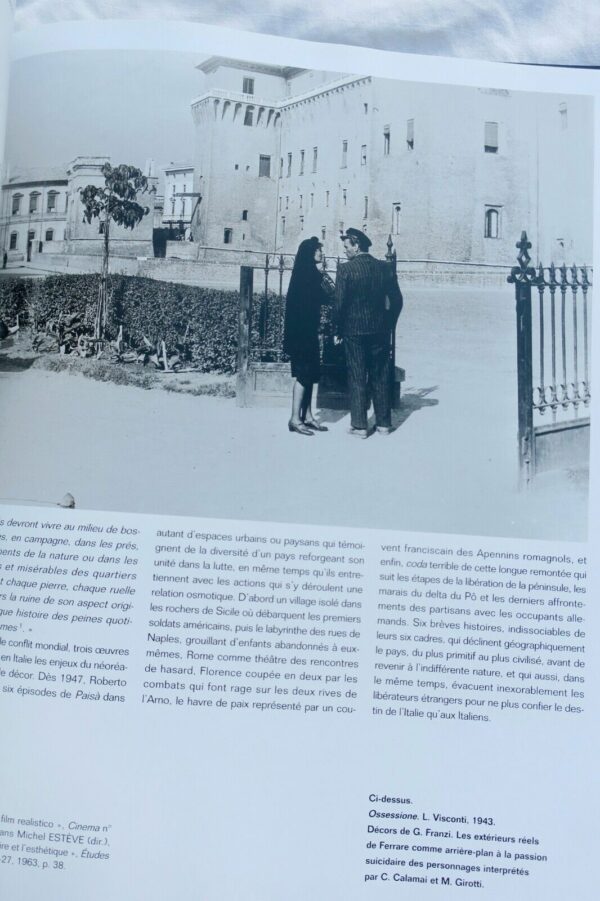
94,204,111,345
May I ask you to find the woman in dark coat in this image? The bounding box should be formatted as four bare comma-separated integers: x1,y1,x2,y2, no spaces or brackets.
283,236,333,435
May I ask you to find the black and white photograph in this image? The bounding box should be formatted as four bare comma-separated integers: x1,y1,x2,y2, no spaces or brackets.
0,42,593,540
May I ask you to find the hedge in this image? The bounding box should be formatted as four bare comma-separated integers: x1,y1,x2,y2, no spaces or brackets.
0,273,291,374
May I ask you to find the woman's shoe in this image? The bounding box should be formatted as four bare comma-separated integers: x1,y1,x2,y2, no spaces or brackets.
303,419,328,432
288,420,313,435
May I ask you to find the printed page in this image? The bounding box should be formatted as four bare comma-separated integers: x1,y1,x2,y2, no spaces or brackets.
0,18,598,901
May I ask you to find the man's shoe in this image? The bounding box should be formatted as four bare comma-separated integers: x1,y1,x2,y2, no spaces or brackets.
376,426,393,435
347,426,369,439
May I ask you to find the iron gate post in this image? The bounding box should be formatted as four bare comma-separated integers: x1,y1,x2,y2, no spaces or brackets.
515,279,535,487
237,265,253,407
386,234,398,408
508,232,536,488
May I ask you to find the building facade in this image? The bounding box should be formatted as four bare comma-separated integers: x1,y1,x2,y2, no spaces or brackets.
190,58,594,267
0,166,69,261
1,157,159,262
162,162,195,238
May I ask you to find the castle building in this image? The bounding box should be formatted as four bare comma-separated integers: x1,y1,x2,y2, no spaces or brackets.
190,58,593,267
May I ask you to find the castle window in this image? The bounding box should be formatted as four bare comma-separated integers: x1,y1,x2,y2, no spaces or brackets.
259,155,271,177
11,194,21,215
343,189,347,206
45,229,54,242
29,192,40,214
243,77,255,95
393,202,401,234
312,147,318,172
406,119,414,150
484,121,498,153
47,191,58,212
286,196,289,209
341,140,348,168
310,193,314,208
484,206,501,238
383,126,390,155
287,153,292,177
360,145,367,166
244,106,254,126
223,228,233,244
9,232,17,249
299,150,305,175
281,216,286,235
364,196,368,219
242,210,248,221
300,215,304,231
321,227,326,242
299,194,303,209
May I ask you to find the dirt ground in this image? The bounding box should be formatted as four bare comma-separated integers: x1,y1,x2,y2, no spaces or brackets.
0,285,588,541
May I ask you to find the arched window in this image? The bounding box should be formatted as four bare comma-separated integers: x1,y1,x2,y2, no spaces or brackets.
47,191,59,212
12,194,22,215
484,207,500,238
29,191,40,214
9,232,17,249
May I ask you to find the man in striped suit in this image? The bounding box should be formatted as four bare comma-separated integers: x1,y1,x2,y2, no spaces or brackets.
334,228,403,438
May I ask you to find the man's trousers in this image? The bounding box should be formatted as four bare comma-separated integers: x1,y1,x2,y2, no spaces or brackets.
343,332,392,430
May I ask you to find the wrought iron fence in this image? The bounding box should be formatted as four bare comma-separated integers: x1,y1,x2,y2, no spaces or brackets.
249,236,398,363
237,236,399,406
508,231,592,485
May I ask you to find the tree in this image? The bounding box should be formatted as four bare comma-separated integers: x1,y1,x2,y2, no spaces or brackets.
80,163,152,343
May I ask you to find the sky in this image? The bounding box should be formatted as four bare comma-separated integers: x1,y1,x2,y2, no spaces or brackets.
13,0,600,66
6,50,199,172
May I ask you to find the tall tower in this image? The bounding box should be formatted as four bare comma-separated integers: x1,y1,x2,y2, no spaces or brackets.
191,58,303,252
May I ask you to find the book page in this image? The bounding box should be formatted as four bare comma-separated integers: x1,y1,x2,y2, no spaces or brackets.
0,17,598,901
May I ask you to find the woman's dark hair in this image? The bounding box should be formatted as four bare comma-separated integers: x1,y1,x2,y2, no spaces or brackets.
292,236,322,271
286,236,322,294
283,237,323,356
